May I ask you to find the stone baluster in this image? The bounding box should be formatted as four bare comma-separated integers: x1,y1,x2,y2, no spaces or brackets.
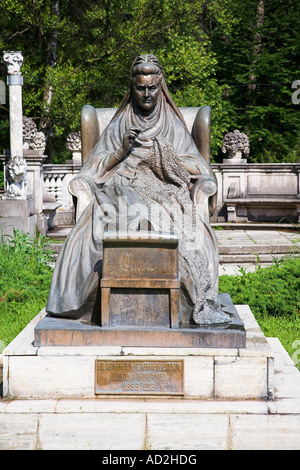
43,174,50,195
55,173,63,204
48,174,57,200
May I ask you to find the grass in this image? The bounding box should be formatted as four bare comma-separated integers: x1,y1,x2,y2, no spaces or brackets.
0,230,54,350
258,315,300,365
219,257,300,369
0,230,299,371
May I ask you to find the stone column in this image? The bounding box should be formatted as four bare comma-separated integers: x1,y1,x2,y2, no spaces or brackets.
0,51,36,236
3,51,24,159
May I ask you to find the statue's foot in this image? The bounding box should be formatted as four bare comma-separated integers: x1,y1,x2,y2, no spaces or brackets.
193,303,231,326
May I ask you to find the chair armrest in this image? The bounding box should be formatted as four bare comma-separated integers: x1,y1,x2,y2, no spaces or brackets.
68,176,97,222
190,174,217,220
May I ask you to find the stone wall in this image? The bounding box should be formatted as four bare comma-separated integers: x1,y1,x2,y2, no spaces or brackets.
211,163,300,223
1,158,299,235
43,162,300,227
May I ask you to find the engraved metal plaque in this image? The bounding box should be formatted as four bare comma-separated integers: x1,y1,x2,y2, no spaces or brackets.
95,359,184,395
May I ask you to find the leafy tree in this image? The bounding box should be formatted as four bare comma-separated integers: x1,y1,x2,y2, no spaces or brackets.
0,0,236,161
0,0,298,163
208,0,300,162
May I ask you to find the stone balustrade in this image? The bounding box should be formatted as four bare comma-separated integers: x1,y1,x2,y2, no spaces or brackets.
42,161,300,228
1,154,299,234
211,162,300,224
42,161,300,227
43,162,81,227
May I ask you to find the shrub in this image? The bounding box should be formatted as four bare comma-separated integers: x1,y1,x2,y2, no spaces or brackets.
219,258,300,319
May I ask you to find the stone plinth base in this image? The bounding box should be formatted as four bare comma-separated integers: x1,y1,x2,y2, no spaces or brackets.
0,195,36,237
2,305,300,449
4,304,271,401
34,294,246,349
2,326,300,449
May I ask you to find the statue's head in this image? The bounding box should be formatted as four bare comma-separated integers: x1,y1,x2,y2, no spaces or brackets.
130,54,163,114
113,53,185,126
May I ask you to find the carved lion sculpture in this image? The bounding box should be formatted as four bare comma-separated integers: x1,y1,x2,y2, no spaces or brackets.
6,155,27,197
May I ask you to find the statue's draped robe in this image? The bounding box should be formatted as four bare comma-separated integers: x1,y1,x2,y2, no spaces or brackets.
46,93,226,324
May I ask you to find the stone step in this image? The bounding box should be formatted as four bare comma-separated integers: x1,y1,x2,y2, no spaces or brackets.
218,243,297,255
219,252,300,264
46,225,299,265
47,241,64,255
220,254,278,264
211,222,299,231
47,240,298,260
47,225,72,241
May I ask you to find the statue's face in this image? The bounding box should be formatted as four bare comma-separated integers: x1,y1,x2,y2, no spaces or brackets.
133,74,161,113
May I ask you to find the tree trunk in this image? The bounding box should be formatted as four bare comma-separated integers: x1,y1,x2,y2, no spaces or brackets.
42,0,60,162
248,0,265,92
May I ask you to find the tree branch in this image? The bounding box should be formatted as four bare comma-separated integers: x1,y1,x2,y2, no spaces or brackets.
8,27,30,40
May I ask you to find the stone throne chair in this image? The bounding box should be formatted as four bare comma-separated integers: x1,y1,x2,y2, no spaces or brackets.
70,104,217,223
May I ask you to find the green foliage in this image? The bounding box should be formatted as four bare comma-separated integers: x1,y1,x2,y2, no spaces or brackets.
0,0,237,161
0,230,54,345
219,258,300,318
210,0,300,162
219,255,300,370
258,314,300,368
219,257,300,367
0,0,299,162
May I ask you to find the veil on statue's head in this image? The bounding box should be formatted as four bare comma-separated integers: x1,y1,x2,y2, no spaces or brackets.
112,54,186,126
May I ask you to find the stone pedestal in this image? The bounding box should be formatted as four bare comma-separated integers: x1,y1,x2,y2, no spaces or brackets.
223,158,247,164
0,150,49,235
34,294,246,348
23,149,49,235
4,304,269,401
0,149,61,235
2,304,300,449
0,195,35,237
22,150,47,213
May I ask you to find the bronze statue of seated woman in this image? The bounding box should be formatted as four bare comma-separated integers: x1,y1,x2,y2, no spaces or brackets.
46,54,229,326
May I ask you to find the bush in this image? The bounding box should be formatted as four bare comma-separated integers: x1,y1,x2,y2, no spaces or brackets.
219,258,300,368
0,230,54,346
219,258,300,319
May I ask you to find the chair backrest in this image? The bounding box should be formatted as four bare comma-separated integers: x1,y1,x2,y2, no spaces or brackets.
95,107,200,137
81,104,210,164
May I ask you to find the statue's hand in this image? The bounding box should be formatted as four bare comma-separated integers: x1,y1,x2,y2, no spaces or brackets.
122,126,144,153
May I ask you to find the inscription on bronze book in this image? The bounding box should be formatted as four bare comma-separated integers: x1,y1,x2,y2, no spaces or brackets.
95,359,184,395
